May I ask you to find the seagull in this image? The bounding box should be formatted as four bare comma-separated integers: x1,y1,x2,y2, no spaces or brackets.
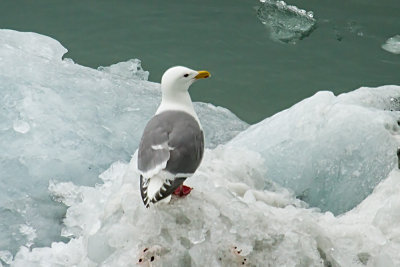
138,66,210,208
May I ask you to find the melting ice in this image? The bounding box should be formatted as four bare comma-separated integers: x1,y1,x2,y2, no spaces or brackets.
257,0,316,43
0,29,247,257
231,86,400,214
1,30,400,266
382,35,400,55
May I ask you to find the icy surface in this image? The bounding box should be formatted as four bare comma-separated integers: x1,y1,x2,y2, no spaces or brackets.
12,120,31,134
257,0,316,43
382,35,400,54
0,29,247,254
0,250,13,265
2,29,400,266
231,86,400,214
11,153,400,266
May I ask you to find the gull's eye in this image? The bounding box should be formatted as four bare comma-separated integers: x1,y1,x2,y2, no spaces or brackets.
183,74,189,77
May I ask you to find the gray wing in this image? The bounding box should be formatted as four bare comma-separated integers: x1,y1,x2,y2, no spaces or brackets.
138,111,204,207
138,111,204,177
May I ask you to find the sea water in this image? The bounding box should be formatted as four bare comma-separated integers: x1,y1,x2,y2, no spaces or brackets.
0,0,399,123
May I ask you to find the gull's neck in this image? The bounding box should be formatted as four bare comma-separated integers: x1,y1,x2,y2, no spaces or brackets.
156,89,201,126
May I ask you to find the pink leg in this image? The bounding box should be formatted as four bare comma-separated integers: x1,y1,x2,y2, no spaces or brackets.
173,185,192,197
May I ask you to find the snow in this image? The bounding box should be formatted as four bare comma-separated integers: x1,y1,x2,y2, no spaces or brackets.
1,29,400,266
382,35,400,55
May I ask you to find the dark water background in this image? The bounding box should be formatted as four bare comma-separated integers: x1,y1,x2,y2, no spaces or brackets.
1,0,399,123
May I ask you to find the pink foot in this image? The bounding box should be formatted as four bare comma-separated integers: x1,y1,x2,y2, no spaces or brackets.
173,185,192,197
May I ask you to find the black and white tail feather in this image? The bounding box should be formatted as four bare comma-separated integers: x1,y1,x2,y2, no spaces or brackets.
140,175,187,208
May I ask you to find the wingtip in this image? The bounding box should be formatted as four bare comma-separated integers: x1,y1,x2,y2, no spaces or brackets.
140,175,151,208
143,196,150,208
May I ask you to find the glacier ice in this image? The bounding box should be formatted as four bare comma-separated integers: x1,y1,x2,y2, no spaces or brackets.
2,29,400,266
382,35,400,54
0,29,247,255
257,0,316,43
0,250,13,265
231,86,400,214
11,151,400,266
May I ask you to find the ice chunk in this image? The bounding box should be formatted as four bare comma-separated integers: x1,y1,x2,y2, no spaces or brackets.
257,0,316,43
11,149,311,266
11,154,400,265
19,224,37,248
0,30,66,60
0,29,247,255
98,58,149,81
0,250,13,265
230,86,400,214
382,35,400,54
4,29,400,266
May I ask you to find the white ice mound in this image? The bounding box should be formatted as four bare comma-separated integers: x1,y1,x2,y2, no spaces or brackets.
230,86,400,214
0,29,247,254
0,30,67,60
257,0,316,43
3,29,400,266
12,151,400,266
382,35,400,55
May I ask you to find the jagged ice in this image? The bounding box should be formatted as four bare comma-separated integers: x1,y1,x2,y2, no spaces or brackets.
1,30,400,266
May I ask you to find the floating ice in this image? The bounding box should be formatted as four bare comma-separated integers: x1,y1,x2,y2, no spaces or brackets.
3,29,400,266
231,86,400,214
382,35,400,54
257,0,316,43
0,29,247,255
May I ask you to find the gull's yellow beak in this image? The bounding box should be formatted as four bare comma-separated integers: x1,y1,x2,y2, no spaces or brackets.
195,70,211,79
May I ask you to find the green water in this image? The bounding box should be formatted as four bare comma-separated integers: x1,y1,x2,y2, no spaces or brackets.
1,0,399,123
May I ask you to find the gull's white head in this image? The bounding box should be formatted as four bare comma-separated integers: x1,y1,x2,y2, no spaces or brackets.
161,66,210,95
157,66,210,120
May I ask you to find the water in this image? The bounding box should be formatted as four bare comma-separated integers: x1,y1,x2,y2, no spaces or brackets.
1,0,399,123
